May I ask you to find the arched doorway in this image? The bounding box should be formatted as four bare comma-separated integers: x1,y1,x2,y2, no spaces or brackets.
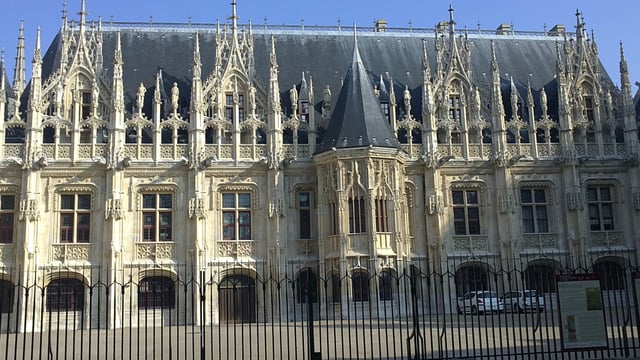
219,274,256,323
295,268,318,304
455,262,489,296
593,257,626,291
524,260,560,294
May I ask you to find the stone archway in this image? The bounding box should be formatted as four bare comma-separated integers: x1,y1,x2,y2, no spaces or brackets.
219,273,256,323
593,257,627,291
454,262,490,297
524,259,561,294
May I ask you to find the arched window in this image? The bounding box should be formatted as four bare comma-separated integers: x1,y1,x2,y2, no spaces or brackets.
328,273,341,304
455,263,489,296
0,279,15,314
295,268,318,304
593,259,626,291
138,276,175,309
378,269,396,302
524,262,558,293
46,278,85,312
352,270,369,302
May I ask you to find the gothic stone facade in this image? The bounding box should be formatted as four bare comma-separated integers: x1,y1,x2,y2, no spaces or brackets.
0,3,638,330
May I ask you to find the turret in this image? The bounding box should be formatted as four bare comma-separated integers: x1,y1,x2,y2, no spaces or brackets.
11,21,26,118
490,41,506,155
619,42,638,149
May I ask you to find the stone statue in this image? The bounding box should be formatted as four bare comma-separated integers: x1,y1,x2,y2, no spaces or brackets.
136,82,146,113
540,87,548,116
249,86,256,113
323,85,331,106
290,84,298,106
171,82,179,112
403,85,411,115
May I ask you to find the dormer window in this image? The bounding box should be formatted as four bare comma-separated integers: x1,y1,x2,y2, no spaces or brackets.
81,91,92,120
300,100,309,123
448,94,462,143
225,95,234,121
583,95,595,142
238,95,245,122
380,102,390,124
225,94,245,122
449,94,462,122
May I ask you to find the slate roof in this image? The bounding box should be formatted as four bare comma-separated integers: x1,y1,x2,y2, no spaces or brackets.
315,38,401,153
36,25,618,146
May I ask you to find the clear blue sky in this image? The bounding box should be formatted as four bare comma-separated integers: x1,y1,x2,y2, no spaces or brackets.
1,0,638,89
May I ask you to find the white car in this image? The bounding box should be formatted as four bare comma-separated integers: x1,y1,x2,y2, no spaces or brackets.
502,290,545,313
457,291,504,314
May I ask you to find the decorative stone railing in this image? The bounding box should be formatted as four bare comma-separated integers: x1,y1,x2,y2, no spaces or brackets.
217,240,255,258
521,233,559,250
451,235,489,253
51,243,92,262
590,231,624,248
135,242,175,261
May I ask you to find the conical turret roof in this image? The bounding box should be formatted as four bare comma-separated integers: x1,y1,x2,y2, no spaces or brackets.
315,38,401,154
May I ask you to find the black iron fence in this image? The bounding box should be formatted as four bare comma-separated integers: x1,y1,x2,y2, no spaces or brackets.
0,253,639,359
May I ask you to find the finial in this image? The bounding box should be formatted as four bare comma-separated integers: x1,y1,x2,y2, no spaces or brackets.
448,4,456,34
230,1,238,31
79,0,87,31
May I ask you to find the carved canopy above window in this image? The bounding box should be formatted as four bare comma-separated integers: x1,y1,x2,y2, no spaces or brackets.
218,183,258,209
55,183,98,210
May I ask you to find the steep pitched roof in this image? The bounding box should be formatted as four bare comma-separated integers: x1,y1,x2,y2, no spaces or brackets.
315,38,401,154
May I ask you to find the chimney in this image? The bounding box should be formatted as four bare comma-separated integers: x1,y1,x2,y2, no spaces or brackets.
548,24,565,36
496,23,511,35
374,19,387,32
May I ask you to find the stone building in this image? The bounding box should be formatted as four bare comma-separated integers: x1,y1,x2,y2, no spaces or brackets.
0,1,637,329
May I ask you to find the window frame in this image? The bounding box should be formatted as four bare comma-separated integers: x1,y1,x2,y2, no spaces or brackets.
452,189,481,235
59,193,92,243
221,192,253,241
141,193,173,242
348,197,367,234
587,185,615,231
0,195,15,244
520,188,549,233
298,191,312,239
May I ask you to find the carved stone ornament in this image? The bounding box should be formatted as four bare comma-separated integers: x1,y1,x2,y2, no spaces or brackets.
105,198,124,220
189,197,206,220
427,194,443,215
19,199,39,222
499,193,513,213
567,191,582,211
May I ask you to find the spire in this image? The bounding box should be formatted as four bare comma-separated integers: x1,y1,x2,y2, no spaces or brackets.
299,72,309,100
316,37,401,153
422,39,431,80
193,32,202,79
78,0,87,34
31,27,42,80
61,1,68,31
230,1,238,33
526,79,534,108
114,31,123,68
12,20,26,97
0,50,6,100
448,5,456,35
619,41,630,88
